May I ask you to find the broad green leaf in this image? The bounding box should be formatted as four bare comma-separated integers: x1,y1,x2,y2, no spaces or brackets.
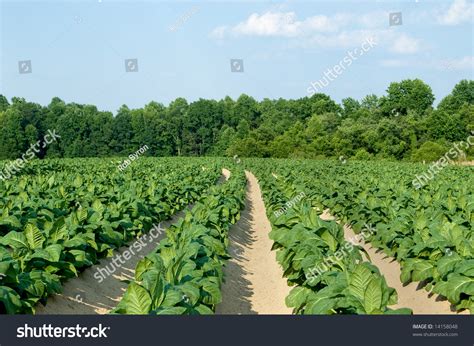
25,224,45,250
1,231,30,252
348,264,373,302
363,278,383,314
0,286,23,314
123,283,152,314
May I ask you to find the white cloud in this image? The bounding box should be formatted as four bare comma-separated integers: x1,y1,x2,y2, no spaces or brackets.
389,34,421,54
437,0,474,25
211,26,227,39
438,56,474,70
210,11,345,39
302,30,380,49
300,14,343,33
232,12,302,37
379,59,412,67
356,11,388,28
210,10,423,55
379,56,474,70
297,29,420,55
210,11,388,39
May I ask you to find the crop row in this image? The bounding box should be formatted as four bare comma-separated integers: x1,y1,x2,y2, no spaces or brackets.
249,159,473,313
0,158,222,314
252,166,411,314
113,167,246,314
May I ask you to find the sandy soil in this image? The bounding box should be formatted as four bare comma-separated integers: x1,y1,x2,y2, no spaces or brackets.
36,214,182,314
320,209,467,314
216,171,292,314
220,168,231,182
36,169,230,315
455,161,474,166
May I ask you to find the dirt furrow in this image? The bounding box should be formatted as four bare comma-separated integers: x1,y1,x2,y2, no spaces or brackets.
216,171,291,314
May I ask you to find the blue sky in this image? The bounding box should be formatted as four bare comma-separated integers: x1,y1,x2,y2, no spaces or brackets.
1,0,473,112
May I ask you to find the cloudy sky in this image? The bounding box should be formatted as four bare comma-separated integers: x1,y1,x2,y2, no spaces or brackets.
1,0,473,112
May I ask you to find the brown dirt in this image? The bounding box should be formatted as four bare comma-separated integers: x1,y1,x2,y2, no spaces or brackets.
36,215,180,314
36,169,230,315
320,209,467,314
455,161,474,166
216,171,292,314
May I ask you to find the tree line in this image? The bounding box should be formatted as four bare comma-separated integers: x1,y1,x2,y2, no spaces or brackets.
0,79,473,162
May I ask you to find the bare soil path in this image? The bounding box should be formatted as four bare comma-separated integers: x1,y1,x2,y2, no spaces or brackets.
320,210,467,314
37,169,230,315
216,171,292,314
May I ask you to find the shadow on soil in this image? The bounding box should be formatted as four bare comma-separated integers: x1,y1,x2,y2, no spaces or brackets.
216,183,257,315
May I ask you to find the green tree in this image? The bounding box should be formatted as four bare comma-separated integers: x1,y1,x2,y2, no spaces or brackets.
110,105,133,155
0,95,9,112
438,80,474,112
342,97,361,118
382,79,434,116
234,94,260,126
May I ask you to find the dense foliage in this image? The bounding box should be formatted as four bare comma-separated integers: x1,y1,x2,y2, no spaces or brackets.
0,156,472,315
252,164,411,314
247,159,474,313
0,158,221,313
114,167,246,315
1,79,473,162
